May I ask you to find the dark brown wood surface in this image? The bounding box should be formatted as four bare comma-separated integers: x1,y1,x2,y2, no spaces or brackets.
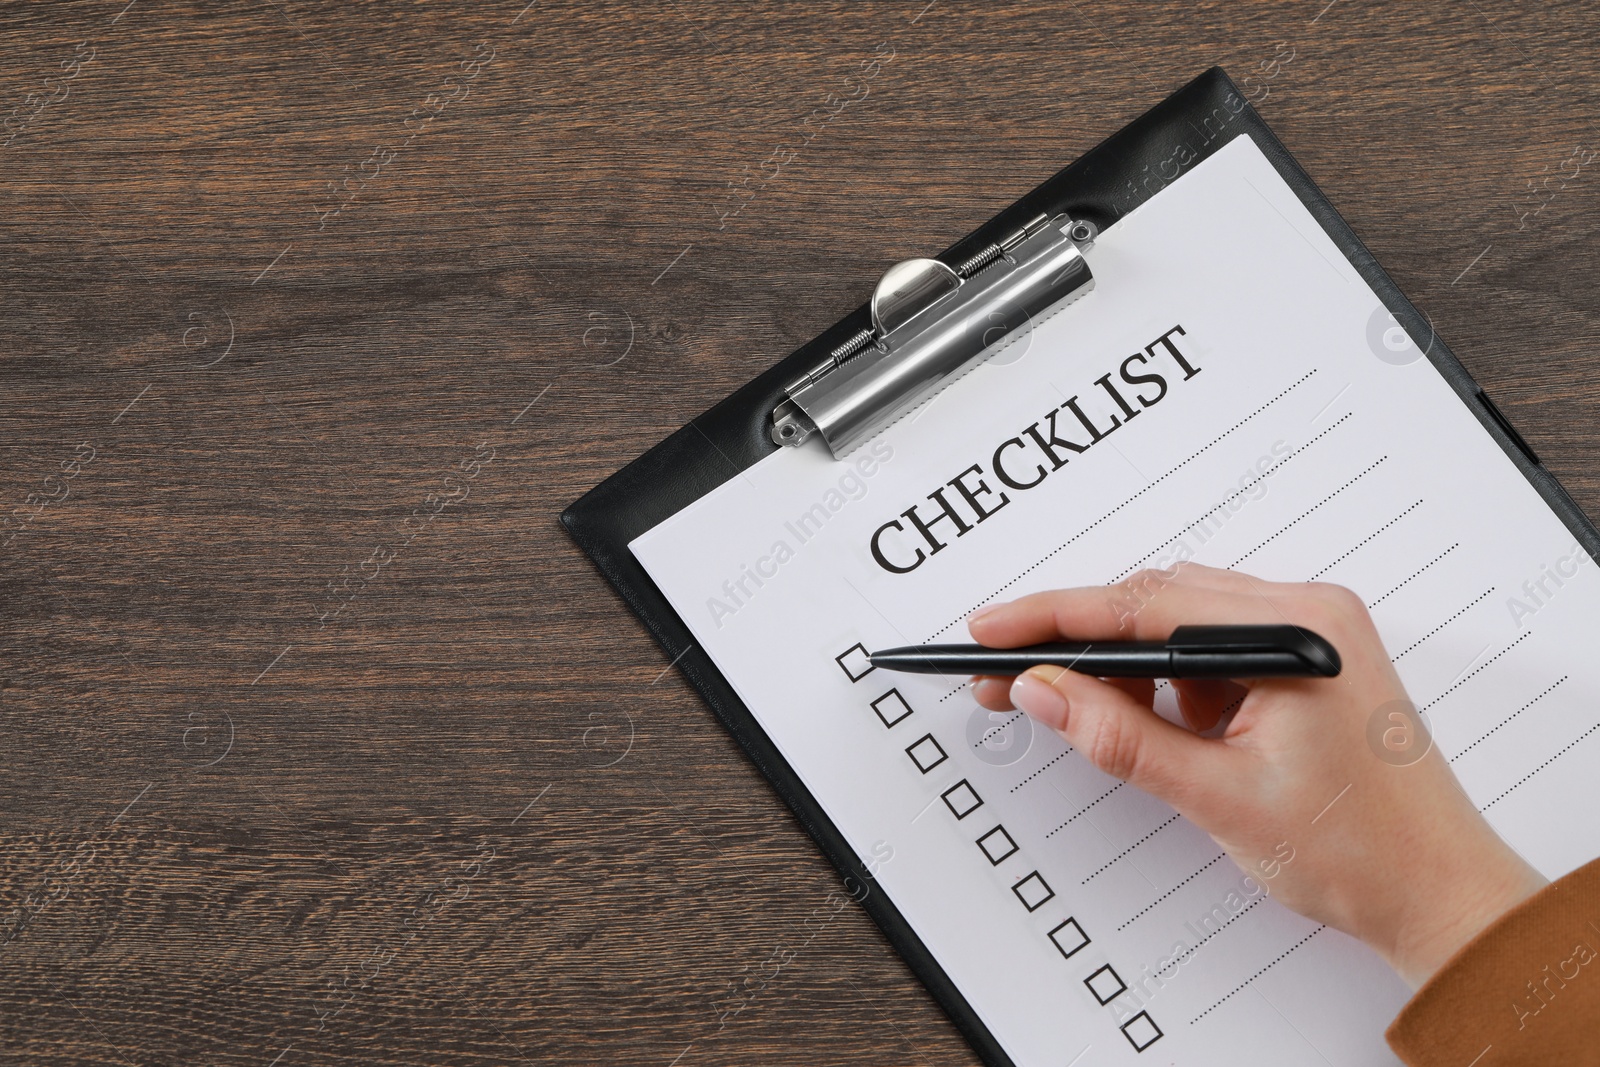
2,1,1597,1063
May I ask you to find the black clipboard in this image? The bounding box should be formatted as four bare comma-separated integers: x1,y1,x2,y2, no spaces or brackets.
560,67,1600,1065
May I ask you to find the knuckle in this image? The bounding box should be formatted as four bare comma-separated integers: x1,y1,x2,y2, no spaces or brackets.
1304,580,1356,606
1124,567,1167,593
1095,593,1133,635
1108,569,1167,631
1303,582,1368,620
1085,713,1141,782
1102,597,1135,635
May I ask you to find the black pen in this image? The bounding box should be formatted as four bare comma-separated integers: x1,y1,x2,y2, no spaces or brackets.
868,625,1340,679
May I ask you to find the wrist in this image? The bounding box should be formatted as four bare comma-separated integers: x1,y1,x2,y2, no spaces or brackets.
1383,848,1548,989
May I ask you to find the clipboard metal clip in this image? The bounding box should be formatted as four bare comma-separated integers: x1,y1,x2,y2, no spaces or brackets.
770,213,1098,458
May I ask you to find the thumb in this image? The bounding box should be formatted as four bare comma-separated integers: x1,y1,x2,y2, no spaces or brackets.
1010,665,1242,818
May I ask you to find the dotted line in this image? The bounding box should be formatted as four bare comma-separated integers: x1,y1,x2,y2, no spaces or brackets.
975,712,1025,748
1118,853,1226,931
1418,632,1531,713
1451,677,1567,762
1308,499,1423,580
1391,587,1494,660
1481,722,1600,811
925,371,1319,640
938,684,970,704
1259,409,1347,470
1368,544,1458,608
1230,457,1386,567
1178,370,1317,471
1175,896,1265,962
1045,783,1125,838
1113,412,1353,582
1082,814,1181,883
1190,927,1325,1023
1010,748,1075,791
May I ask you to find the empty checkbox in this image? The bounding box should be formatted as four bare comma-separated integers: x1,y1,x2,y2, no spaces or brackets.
871,688,913,728
1048,918,1090,960
1011,871,1054,912
976,825,1018,865
835,643,875,682
941,779,983,820
1085,964,1127,1005
905,733,948,774
1120,1011,1162,1051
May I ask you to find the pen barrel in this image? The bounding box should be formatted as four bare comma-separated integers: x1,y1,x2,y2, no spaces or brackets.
868,629,1341,678
994,649,1320,676
870,642,1170,675
1038,647,1174,675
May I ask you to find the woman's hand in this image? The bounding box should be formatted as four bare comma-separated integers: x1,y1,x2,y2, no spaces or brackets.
967,562,1547,988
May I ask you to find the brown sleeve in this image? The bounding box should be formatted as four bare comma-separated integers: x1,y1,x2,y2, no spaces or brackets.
1385,856,1600,1066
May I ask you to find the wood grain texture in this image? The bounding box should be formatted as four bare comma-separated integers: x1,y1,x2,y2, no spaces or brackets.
1,1,1597,1063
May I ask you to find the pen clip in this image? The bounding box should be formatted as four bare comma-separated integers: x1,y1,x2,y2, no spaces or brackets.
1167,625,1341,676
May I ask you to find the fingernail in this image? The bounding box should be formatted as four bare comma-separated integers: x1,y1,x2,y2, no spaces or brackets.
1010,668,1068,730
970,677,1007,704
967,603,1002,625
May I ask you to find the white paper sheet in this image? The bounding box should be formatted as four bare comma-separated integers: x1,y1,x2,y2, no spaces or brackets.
628,134,1600,1065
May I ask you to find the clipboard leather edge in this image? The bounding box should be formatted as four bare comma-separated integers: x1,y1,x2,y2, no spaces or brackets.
559,66,1600,1066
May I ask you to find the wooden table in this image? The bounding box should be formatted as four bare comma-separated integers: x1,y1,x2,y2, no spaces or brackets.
3,2,1596,1063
